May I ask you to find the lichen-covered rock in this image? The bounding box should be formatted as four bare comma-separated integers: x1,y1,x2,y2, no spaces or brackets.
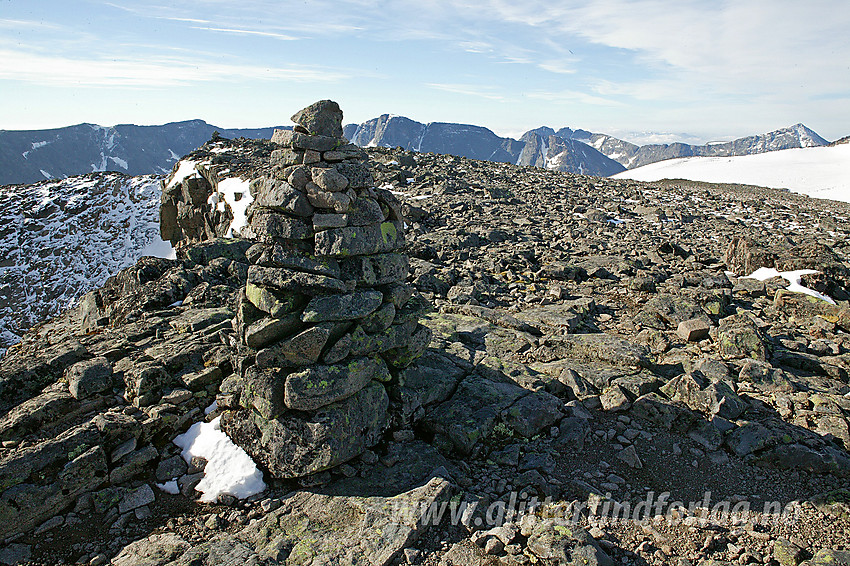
718,314,767,360
221,381,389,477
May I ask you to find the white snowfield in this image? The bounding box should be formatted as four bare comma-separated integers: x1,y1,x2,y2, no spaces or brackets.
613,143,850,204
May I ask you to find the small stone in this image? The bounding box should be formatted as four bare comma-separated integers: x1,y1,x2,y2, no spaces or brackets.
677,318,711,341
118,484,156,514
188,456,208,474
312,167,349,192
484,537,505,555
616,445,643,469
403,548,421,564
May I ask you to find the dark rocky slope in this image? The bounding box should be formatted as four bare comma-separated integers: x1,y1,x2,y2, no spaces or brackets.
0,104,849,565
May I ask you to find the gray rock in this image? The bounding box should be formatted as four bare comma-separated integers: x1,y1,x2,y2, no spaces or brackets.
422,375,527,454
600,384,632,412
555,417,590,450
616,445,643,469
340,253,409,286
677,318,711,341
301,290,383,323
109,445,158,484
247,264,347,295
251,177,313,217
291,99,344,138
660,373,746,420
156,455,188,482
630,392,697,432
111,533,191,566
772,538,804,566
244,313,303,350
247,208,313,241
311,167,349,192
638,294,705,329
0,544,31,566
256,325,331,367
124,363,170,407
314,221,405,257
221,381,389,478
118,484,155,514
242,366,287,419
526,520,613,566
808,549,850,565
284,356,390,411
538,333,652,369
391,350,467,424
502,390,564,438
67,357,113,399
718,314,766,360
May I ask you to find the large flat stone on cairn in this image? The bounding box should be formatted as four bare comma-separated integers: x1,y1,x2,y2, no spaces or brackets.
290,99,344,138
220,100,431,479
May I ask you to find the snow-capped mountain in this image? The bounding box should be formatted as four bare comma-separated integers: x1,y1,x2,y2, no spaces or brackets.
614,143,850,203
586,123,828,169
344,114,622,176
0,172,171,350
345,115,524,164
0,120,284,185
516,129,625,176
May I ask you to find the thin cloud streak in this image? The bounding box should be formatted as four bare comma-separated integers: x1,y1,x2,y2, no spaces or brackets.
190,27,299,40
0,49,348,87
427,83,506,101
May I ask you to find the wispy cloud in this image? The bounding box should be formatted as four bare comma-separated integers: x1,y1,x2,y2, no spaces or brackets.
190,26,298,40
536,61,576,75
427,83,506,101
0,18,65,30
527,89,624,107
0,49,348,87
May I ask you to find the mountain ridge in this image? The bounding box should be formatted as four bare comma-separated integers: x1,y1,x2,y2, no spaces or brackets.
0,117,834,186
0,120,286,185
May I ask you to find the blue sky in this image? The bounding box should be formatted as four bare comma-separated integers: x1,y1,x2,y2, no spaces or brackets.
1,0,849,144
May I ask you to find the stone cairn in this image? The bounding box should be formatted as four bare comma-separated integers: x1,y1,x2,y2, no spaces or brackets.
219,100,431,479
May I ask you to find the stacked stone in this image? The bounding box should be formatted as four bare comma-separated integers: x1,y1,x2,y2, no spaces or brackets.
220,101,431,479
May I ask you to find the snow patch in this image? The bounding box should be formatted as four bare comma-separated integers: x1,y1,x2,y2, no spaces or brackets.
172,416,266,503
108,156,129,170
168,149,180,160
204,400,218,415
31,141,48,150
140,234,176,260
214,177,253,238
39,169,52,179
156,480,180,495
744,267,836,304
165,160,200,190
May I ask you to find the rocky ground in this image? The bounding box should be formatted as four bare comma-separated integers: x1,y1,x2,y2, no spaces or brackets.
1,138,849,566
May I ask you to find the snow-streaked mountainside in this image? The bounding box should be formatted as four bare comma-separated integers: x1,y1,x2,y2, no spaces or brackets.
344,114,623,176
344,116,829,175
0,120,285,185
614,143,850,203
0,172,172,350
